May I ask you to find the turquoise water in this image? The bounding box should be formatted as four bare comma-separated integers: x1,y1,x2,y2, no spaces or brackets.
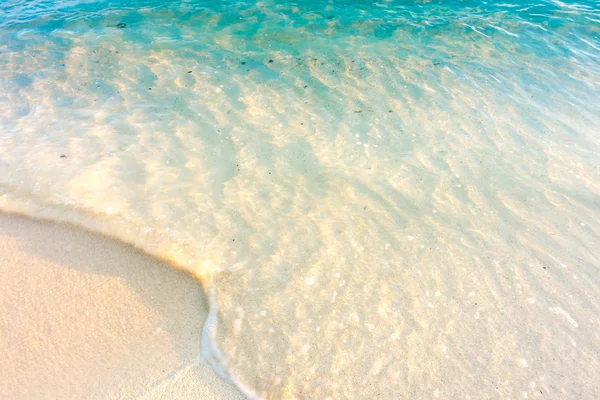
1,1,600,398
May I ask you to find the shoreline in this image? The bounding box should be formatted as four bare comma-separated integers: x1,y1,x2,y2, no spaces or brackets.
0,212,245,399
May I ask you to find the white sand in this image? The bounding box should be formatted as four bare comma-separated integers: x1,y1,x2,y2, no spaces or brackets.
0,213,244,400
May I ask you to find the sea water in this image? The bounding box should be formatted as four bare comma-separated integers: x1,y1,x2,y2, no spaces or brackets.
1,0,599,398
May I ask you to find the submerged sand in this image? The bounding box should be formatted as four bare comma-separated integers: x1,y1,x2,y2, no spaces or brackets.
0,213,244,400
1,2,599,398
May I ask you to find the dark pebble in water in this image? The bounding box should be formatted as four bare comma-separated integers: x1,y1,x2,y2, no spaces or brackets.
389,110,393,113
268,59,274,63
187,70,192,73
116,23,127,29
149,88,151,90
241,61,246,65
60,155,67,158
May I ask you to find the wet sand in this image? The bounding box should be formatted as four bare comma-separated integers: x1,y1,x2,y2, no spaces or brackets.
0,213,244,400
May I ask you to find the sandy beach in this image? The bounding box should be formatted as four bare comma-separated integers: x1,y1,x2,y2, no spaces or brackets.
0,212,244,400
1,1,599,398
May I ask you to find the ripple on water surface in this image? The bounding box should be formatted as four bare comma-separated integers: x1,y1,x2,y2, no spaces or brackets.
1,0,600,398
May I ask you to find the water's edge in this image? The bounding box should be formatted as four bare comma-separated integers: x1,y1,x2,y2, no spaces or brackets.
2,0,600,397
0,186,254,399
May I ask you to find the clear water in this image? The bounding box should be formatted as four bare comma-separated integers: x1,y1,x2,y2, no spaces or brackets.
1,0,600,398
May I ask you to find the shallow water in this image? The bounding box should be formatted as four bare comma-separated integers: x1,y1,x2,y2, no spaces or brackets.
1,0,600,398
